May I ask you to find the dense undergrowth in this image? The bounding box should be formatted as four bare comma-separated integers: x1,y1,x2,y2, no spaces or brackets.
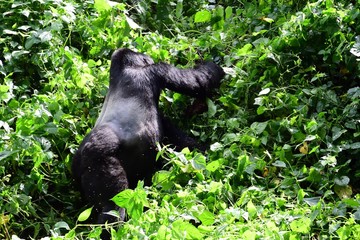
1,0,360,239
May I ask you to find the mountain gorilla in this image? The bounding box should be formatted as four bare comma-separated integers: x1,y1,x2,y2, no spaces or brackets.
72,48,225,224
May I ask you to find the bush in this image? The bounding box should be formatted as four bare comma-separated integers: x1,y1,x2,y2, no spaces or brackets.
1,0,359,239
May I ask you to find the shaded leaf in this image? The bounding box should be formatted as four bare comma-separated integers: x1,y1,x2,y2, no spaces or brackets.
272,160,286,168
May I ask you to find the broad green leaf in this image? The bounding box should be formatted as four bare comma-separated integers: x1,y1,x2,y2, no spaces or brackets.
172,219,203,239
210,142,223,151
54,221,70,230
243,230,256,240
272,160,286,168
334,176,350,186
3,29,18,35
297,189,306,203
290,217,311,233
213,6,224,30
112,189,133,208
225,6,232,19
198,210,215,226
94,0,112,12
342,199,360,208
78,207,92,222
153,170,171,186
194,10,211,23
112,182,148,220
209,181,222,193
304,197,321,206
65,229,76,238
126,16,140,29
206,98,216,117
304,135,317,142
175,0,183,18
334,185,352,200
0,150,18,161
332,126,347,141
88,227,102,238
206,160,220,172
259,88,270,96
250,121,268,135
350,142,360,149
354,210,360,221
257,105,267,115
157,225,171,239
0,85,9,93
336,225,352,239
307,167,322,183
221,133,238,144
191,153,206,170
261,17,274,23
237,43,253,56
247,200,257,219
237,154,250,176
39,31,52,42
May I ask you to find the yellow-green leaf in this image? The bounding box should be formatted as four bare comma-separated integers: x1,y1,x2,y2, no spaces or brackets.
78,207,92,222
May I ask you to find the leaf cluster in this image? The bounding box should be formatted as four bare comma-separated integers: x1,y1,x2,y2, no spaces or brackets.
1,0,360,239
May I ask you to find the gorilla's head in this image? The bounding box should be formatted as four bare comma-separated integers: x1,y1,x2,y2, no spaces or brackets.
111,48,154,69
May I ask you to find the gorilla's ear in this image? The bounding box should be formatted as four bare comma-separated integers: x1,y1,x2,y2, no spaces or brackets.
141,55,154,66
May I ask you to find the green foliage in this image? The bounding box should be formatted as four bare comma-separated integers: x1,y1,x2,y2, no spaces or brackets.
1,0,360,239
112,181,148,220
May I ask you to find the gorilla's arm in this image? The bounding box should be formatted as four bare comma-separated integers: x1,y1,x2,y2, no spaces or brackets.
161,116,206,152
149,62,225,97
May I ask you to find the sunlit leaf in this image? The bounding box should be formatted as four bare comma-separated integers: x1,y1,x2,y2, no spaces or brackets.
172,219,203,239
350,43,360,57
260,17,274,23
237,43,253,56
194,10,211,23
259,88,270,96
225,6,232,19
65,229,76,238
112,182,148,220
206,160,220,172
0,214,10,225
290,217,311,233
210,142,223,152
126,16,141,29
243,230,256,240
94,0,112,12
78,207,92,222
247,200,257,219
198,210,215,226
297,189,306,203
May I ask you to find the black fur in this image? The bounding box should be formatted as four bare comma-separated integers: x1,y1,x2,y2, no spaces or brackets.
72,48,225,223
